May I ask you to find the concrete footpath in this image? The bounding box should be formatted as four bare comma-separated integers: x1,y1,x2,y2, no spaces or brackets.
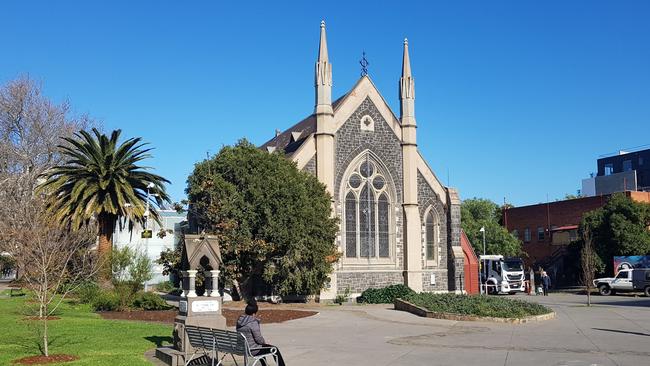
253,293,650,366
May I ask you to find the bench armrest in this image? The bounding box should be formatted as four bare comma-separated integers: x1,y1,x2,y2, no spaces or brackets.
250,346,278,354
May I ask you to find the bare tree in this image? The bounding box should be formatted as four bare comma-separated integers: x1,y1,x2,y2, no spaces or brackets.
8,199,99,357
0,76,99,357
0,76,95,262
580,228,597,307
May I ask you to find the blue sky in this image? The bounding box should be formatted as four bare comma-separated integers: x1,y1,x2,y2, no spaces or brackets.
2,1,649,207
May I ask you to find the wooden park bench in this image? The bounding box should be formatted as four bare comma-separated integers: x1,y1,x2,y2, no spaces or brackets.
185,325,278,366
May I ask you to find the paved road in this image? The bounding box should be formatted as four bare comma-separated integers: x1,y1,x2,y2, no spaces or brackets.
0,280,13,292
256,293,650,366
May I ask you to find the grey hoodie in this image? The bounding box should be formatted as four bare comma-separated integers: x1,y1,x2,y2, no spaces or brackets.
236,314,266,351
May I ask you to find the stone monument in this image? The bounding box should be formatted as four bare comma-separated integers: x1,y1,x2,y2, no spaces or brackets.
156,234,226,366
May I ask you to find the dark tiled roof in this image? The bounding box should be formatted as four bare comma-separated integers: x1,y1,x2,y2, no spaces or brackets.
260,94,348,156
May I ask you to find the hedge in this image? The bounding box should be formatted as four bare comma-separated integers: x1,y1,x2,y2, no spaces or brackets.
401,292,552,318
359,284,416,304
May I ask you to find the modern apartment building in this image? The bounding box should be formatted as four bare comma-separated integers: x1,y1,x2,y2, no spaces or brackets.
582,148,650,196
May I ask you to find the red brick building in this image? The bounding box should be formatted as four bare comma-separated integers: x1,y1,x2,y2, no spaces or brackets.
503,192,650,280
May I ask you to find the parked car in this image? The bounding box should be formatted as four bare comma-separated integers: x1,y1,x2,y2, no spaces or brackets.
594,268,650,296
632,268,650,297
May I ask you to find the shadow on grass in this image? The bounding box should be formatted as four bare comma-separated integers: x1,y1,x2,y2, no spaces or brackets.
145,336,173,347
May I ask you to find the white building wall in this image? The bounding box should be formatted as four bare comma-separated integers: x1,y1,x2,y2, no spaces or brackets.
112,210,186,286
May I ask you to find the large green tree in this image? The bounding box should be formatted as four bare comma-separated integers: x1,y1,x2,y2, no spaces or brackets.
186,139,338,299
37,129,170,274
581,193,650,274
461,198,522,257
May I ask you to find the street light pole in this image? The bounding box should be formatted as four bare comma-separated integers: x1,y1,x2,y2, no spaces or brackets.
143,183,155,292
481,227,486,256
479,226,480,294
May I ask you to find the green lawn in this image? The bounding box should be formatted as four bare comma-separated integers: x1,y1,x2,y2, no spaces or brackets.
0,290,172,365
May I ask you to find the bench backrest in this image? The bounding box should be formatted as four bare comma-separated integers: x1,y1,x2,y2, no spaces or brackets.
185,325,215,350
213,328,247,356
184,325,247,357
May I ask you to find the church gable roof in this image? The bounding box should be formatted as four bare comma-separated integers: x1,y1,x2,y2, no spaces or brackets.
261,76,402,156
259,95,346,156
332,76,403,140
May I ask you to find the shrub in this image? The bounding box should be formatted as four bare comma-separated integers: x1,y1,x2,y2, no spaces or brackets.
401,293,552,318
132,292,172,310
334,287,350,305
155,281,176,293
359,284,416,304
113,280,141,310
111,246,153,286
73,281,101,304
92,291,120,311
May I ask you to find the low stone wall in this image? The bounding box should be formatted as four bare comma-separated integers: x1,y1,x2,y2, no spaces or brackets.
337,271,404,294
394,298,555,324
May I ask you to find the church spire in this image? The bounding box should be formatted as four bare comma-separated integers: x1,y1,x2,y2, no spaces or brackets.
400,38,415,102
317,20,329,64
400,38,416,128
315,20,333,114
313,20,335,197
399,38,422,292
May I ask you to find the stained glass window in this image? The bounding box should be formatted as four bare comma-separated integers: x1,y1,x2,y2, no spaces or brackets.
343,155,392,261
345,192,357,258
378,194,389,257
426,211,435,261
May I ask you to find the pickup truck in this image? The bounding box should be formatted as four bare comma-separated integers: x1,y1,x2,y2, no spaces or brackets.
593,269,635,296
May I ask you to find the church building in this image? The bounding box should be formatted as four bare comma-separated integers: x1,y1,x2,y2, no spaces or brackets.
261,22,465,300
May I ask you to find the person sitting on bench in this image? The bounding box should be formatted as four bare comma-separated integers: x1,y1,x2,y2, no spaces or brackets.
236,301,286,366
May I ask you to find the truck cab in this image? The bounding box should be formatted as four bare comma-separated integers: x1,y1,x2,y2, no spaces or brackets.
479,255,526,294
594,269,634,296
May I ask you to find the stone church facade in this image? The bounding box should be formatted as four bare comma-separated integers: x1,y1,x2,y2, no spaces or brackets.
261,22,463,300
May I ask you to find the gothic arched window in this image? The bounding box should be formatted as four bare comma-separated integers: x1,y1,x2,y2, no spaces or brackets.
343,156,392,260
424,207,440,264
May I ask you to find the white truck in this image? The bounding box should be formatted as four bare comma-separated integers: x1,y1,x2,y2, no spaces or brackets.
479,255,526,294
594,268,650,296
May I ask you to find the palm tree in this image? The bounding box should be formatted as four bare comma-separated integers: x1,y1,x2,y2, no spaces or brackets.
37,128,171,276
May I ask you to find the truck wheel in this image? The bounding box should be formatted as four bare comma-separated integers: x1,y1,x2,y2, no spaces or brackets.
598,284,612,296
645,286,650,297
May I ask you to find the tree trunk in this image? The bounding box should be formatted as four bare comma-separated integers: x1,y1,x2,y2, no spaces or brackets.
232,279,243,301
43,314,49,357
97,213,116,284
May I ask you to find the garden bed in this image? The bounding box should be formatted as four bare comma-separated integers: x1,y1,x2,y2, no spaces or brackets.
98,308,317,326
395,293,554,324
12,354,79,365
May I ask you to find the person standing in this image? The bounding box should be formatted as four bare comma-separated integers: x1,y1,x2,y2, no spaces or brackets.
236,301,286,366
541,271,551,296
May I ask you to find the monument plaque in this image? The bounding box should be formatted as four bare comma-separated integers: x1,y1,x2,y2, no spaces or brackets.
191,300,219,313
